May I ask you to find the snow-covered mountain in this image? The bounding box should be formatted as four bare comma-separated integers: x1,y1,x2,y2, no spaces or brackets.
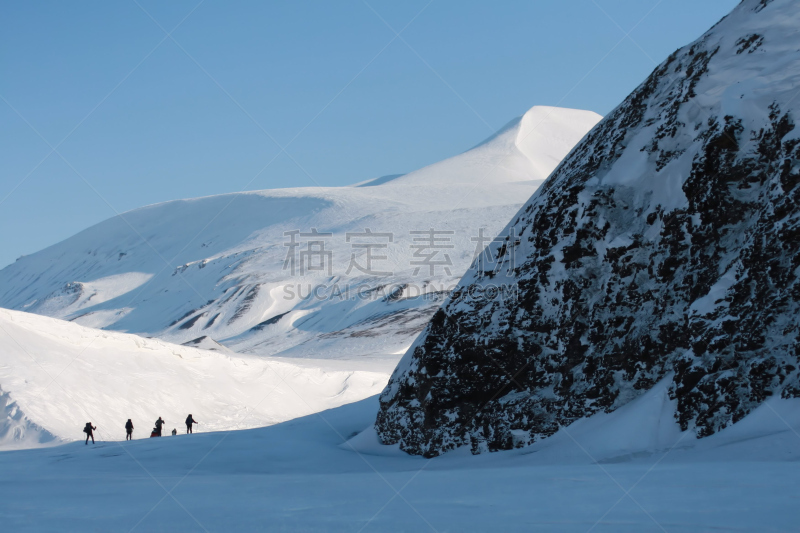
0,308,386,449
377,0,800,456
0,106,600,366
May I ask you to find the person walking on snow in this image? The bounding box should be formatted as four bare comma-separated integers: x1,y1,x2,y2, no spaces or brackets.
154,417,165,437
185,414,198,434
84,422,96,445
125,419,134,440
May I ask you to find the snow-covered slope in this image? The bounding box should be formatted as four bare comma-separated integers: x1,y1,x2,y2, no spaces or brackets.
377,0,800,456
0,308,386,450
0,388,798,531
0,106,600,366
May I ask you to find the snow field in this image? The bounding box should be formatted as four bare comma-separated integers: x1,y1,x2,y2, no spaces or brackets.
0,390,798,532
0,308,387,449
0,106,602,365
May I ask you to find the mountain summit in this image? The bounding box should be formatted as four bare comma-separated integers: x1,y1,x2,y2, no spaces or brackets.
376,0,800,457
0,106,599,367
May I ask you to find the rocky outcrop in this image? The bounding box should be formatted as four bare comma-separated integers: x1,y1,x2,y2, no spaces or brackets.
376,0,800,457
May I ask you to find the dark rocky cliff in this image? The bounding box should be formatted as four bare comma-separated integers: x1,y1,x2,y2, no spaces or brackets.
376,0,800,457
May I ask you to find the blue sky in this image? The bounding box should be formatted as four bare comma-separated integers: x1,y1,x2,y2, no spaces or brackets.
0,0,738,269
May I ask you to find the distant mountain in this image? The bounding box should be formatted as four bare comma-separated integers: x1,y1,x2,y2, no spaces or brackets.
376,0,800,456
0,106,600,368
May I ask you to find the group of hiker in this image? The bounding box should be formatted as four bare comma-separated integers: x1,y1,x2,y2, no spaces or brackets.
83,414,199,444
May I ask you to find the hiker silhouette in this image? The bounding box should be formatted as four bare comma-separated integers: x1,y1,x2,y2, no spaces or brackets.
83,422,96,445
185,414,199,434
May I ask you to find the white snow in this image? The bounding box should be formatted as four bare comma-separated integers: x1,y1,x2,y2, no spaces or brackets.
0,106,602,368
25,272,153,321
0,381,797,531
0,10,796,523
0,309,387,450
1,308,796,531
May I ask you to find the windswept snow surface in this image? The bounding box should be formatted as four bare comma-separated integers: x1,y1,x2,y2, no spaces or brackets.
0,386,798,532
0,309,386,450
0,106,600,366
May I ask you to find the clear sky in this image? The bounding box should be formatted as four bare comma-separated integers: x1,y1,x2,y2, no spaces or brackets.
0,0,738,269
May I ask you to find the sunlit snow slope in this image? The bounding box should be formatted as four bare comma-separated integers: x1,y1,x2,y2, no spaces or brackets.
0,106,600,366
0,308,386,450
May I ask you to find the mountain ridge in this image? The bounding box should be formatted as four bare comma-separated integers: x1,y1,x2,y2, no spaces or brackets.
376,0,800,457
0,106,601,368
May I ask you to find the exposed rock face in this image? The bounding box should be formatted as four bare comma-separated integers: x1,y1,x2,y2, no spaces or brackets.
376,0,800,457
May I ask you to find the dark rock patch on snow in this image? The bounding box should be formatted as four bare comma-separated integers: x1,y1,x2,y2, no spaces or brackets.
376,0,800,457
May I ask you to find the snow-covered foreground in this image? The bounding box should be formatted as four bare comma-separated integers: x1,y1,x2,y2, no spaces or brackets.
1,386,798,532
0,309,388,450
1,309,797,530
